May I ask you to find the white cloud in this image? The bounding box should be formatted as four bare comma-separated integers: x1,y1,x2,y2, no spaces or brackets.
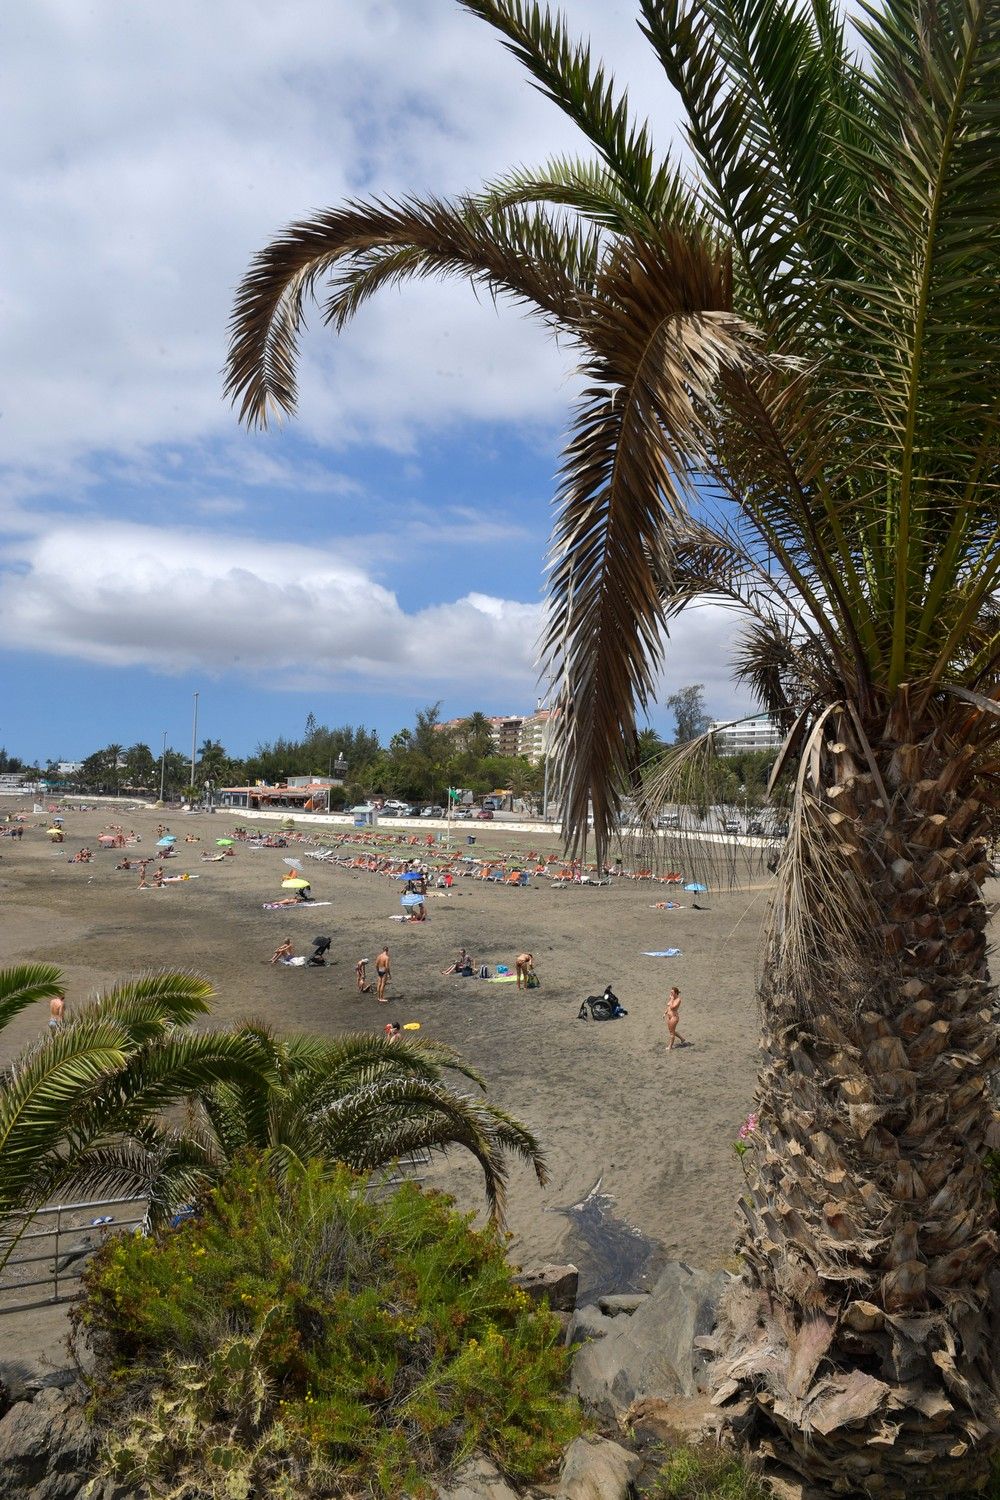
0,522,543,692
0,0,681,478
0,520,756,719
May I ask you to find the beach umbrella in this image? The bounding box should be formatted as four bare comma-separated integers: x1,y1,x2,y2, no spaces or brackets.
401,892,424,907
395,870,422,880
156,837,173,847
283,857,304,871
684,882,708,892
282,877,310,890
216,838,234,847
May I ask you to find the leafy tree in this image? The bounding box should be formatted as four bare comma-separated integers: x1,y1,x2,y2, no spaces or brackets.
665,685,711,746
225,0,1000,1488
0,749,24,774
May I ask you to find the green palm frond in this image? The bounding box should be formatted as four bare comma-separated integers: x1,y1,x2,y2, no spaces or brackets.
318,1075,546,1220
0,1019,132,1218
457,0,674,215
0,963,63,1035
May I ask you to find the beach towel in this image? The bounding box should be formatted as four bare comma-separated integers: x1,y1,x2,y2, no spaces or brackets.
642,949,683,957
262,900,332,910
487,974,519,983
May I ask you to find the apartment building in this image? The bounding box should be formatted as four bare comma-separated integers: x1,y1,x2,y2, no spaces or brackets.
710,715,783,756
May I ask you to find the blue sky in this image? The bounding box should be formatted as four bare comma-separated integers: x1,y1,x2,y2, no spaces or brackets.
1,0,751,765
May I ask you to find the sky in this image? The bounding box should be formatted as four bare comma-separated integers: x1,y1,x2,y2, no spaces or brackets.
1,0,754,766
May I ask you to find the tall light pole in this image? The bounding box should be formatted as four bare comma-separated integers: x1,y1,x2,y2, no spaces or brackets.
189,691,199,792
159,730,167,804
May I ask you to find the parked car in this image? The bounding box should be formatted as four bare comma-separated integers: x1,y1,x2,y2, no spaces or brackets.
482,798,498,811
420,805,444,818
475,808,494,820
659,812,681,829
453,807,472,820
721,818,740,833
747,819,766,836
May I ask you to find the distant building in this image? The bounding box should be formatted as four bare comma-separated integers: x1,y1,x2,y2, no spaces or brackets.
56,761,84,776
710,716,783,756
218,779,340,812
518,708,554,764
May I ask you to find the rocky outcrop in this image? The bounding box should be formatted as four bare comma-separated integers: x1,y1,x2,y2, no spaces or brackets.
569,1261,734,1421
0,1385,97,1499
436,1455,525,1499
512,1263,579,1313
556,1434,641,1498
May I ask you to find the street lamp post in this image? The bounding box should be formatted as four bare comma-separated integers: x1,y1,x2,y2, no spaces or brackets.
189,691,199,792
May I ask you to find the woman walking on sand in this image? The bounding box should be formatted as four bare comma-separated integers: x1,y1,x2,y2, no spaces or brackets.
664,986,686,1051
515,952,534,991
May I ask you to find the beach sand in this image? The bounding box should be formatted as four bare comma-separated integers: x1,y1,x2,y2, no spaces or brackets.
0,806,769,1291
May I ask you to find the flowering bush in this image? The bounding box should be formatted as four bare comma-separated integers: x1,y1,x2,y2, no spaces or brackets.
73,1155,580,1498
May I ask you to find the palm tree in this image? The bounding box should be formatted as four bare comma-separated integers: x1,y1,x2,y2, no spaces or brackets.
112,1023,547,1224
0,965,259,1258
224,0,1000,1488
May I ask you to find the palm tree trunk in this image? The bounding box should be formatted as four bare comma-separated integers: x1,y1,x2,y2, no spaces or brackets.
713,709,1000,1494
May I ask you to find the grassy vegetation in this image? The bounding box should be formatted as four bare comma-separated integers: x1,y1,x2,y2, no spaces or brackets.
642,1444,771,1500
74,1156,580,1498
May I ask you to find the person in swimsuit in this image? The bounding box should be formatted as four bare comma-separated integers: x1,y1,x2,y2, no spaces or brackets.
270,937,294,965
384,1021,402,1043
515,952,534,991
356,958,371,994
375,945,391,1003
48,992,65,1032
665,986,686,1050
441,948,469,976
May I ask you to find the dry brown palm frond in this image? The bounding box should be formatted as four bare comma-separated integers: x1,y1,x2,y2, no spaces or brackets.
542,228,757,856
225,195,602,428
623,724,780,887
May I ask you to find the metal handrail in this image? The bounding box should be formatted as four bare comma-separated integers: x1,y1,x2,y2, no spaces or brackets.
0,1156,434,1315
0,1194,147,1314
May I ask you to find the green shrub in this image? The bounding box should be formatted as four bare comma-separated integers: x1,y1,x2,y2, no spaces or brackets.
74,1155,580,1498
644,1443,771,1500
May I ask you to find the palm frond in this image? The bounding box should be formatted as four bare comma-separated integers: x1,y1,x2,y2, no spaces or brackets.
458,0,672,214
226,195,600,428
319,1075,546,1220
543,231,752,855
0,963,63,1035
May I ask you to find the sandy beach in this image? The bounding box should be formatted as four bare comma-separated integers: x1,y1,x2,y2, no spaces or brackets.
0,805,769,1292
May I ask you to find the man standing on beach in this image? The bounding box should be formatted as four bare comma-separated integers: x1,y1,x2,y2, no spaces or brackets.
664,986,686,1050
375,945,391,1003
48,992,65,1033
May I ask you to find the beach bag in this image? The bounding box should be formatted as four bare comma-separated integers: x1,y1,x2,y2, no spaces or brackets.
478,964,491,979
526,971,541,990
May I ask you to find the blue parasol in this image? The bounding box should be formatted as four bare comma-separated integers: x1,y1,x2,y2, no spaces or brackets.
401,892,424,907
395,871,423,880
683,882,707,892
156,837,174,847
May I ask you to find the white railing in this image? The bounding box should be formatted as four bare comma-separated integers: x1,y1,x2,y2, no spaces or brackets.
0,1153,434,1314
0,1194,147,1314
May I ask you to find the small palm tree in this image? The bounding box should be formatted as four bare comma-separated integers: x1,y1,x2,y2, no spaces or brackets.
0,965,259,1259
102,1022,547,1224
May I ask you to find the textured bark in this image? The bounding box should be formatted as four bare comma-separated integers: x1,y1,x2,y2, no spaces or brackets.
712,704,1000,1494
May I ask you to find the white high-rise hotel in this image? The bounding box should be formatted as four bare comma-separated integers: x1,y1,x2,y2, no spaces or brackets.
709,715,784,756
